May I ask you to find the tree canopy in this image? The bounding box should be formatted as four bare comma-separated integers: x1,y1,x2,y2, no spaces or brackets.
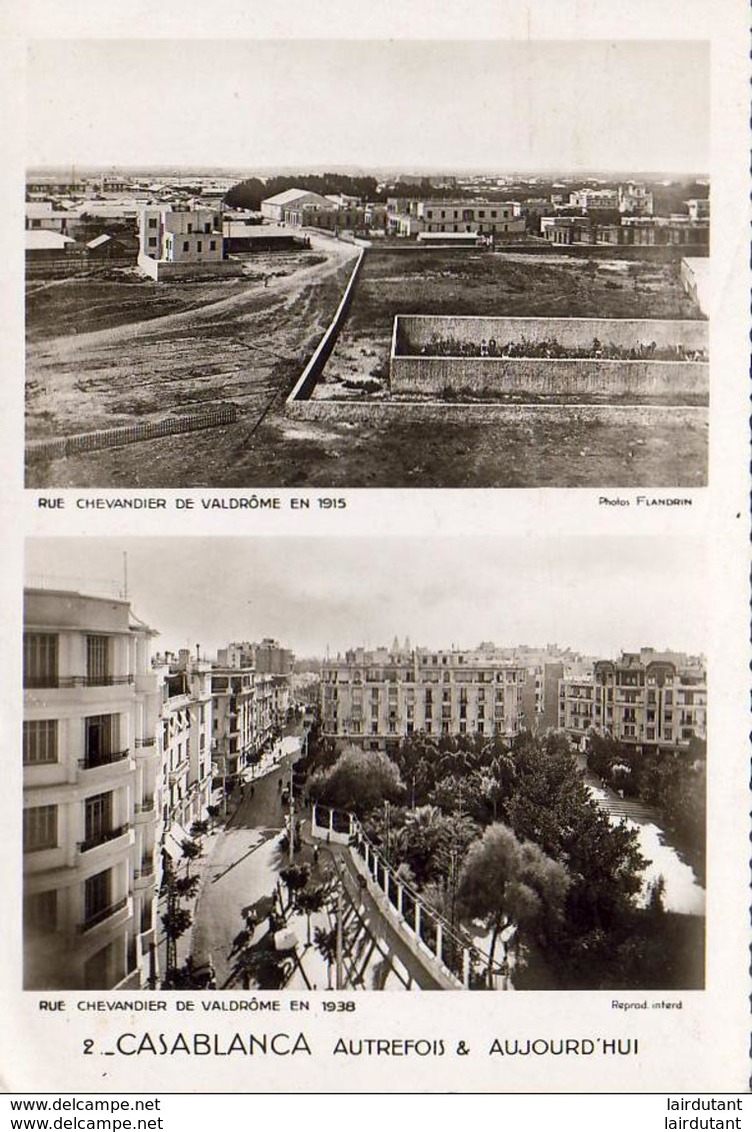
307,746,406,816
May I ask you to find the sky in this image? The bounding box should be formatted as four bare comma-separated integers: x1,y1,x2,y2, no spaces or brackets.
26,40,709,174
24,537,707,659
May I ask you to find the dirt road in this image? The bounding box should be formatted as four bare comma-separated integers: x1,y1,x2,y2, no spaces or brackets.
25,235,359,442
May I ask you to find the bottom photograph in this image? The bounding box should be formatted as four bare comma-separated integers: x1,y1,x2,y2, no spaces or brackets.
21,536,706,994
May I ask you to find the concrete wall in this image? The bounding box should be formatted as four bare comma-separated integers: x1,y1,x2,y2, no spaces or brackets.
137,254,244,281
394,314,708,354
286,247,365,402
287,399,707,428
391,356,708,398
681,258,712,317
391,314,708,399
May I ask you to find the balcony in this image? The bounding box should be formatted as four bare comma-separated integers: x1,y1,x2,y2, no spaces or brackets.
79,896,129,934
78,823,130,854
78,749,130,771
26,675,135,690
134,798,156,823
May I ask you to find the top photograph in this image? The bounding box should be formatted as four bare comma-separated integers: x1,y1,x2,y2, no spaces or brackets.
24,40,710,490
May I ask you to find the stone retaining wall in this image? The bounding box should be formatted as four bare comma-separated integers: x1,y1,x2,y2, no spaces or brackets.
286,398,707,428
395,314,708,353
391,314,708,400
391,356,708,398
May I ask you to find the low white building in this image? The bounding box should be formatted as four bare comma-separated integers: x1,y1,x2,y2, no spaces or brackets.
138,206,235,281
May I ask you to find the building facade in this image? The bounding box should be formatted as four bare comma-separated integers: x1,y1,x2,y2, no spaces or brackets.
137,207,232,280
155,651,214,842
558,650,707,752
321,644,527,749
23,589,162,990
387,198,525,239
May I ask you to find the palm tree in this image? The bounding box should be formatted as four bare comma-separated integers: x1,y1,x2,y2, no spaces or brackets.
294,884,326,945
313,925,338,990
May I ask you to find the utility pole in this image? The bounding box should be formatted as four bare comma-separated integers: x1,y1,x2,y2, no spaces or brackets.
335,882,344,990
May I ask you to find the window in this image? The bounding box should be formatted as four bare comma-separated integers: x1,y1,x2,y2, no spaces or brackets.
24,890,57,934
204,222,211,234
23,634,58,688
86,636,110,686
84,792,113,846
148,237,157,248
84,714,119,768
23,719,58,765
209,240,217,251
187,223,193,233
23,805,57,852
197,241,202,252
84,870,111,925
183,241,190,253
148,218,157,229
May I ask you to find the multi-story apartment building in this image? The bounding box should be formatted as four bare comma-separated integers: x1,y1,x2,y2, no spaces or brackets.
211,663,256,787
321,644,527,750
155,650,214,839
23,588,162,990
217,639,294,676
558,650,707,752
210,642,294,787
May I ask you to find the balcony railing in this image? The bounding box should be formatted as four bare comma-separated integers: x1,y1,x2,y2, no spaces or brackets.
78,749,130,770
134,860,155,879
134,737,156,749
78,823,130,854
25,675,134,690
135,797,155,813
79,896,128,933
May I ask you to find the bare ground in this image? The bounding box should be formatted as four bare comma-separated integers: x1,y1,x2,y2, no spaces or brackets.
25,240,358,443
25,244,707,488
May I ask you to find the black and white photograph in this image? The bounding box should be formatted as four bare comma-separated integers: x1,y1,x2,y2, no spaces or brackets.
24,39,710,490
23,537,706,995
2,0,750,1106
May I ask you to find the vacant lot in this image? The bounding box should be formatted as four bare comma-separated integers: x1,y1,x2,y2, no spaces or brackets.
320,249,704,395
25,243,356,446
26,244,707,488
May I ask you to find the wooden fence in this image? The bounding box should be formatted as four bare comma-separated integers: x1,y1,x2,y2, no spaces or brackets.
26,404,238,462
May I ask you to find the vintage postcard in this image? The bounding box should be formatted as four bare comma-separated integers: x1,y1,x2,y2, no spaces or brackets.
0,0,749,1097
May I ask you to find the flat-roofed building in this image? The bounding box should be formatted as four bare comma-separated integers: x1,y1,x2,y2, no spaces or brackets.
138,206,233,280
321,643,527,750
388,198,525,239
558,649,707,752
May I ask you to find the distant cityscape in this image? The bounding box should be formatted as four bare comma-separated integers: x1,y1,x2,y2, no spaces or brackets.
25,166,710,268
